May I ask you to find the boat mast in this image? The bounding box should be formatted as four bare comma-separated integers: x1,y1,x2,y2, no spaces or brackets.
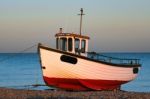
78,8,85,35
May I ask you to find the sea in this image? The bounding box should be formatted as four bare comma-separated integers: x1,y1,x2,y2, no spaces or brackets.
0,53,150,92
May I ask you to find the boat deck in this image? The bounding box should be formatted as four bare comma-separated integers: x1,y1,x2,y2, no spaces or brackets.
88,52,140,66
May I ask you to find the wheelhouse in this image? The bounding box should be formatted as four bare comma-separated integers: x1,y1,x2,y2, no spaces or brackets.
55,28,90,56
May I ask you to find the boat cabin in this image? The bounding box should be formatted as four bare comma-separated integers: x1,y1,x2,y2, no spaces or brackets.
55,28,90,56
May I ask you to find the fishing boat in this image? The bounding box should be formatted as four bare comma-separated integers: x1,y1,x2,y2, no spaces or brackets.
38,8,141,91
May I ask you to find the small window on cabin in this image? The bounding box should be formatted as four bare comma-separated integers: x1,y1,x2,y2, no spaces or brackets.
81,40,86,53
56,38,59,49
60,38,67,51
68,38,72,51
75,39,79,52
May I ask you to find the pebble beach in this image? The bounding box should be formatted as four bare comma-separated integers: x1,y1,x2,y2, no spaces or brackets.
0,88,150,99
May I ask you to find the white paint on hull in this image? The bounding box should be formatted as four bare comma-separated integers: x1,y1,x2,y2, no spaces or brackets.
40,48,139,81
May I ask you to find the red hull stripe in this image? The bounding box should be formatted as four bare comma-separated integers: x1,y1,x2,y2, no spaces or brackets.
43,76,128,91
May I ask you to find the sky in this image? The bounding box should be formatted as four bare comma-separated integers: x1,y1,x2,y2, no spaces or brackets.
0,0,150,52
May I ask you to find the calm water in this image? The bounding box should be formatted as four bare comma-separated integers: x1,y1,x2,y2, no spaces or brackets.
0,53,150,92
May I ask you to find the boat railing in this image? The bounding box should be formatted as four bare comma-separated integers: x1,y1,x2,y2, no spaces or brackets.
87,52,140,66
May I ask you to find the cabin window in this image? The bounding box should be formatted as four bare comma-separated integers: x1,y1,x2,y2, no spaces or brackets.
56,38,59,49
81,40,86,53
75,38,80,52
68,38,72,51
60,38,67,51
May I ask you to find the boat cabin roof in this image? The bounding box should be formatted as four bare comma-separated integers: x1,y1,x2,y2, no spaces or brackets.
55,33,90,40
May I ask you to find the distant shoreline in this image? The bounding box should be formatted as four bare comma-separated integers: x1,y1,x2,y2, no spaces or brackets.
0,87,150,99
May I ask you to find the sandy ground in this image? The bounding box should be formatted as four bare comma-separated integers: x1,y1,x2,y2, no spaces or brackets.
0,87,150,99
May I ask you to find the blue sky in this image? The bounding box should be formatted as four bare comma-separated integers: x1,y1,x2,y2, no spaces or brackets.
0,0,150,52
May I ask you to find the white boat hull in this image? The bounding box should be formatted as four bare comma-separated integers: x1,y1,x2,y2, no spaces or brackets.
38,45,140,90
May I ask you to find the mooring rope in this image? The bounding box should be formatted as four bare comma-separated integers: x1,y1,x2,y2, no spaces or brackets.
0,44,48,88
0,44,37,63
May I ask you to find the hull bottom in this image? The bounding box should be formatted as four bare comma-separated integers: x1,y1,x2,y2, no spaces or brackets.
43,76,128,91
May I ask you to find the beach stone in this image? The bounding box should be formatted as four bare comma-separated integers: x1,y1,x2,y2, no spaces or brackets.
0,88,150,99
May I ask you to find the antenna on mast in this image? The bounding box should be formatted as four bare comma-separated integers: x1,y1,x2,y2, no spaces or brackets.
78,8,85,35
